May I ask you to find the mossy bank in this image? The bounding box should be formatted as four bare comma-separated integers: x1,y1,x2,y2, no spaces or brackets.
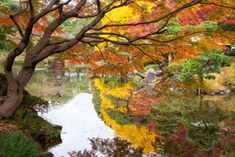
0,74,62,157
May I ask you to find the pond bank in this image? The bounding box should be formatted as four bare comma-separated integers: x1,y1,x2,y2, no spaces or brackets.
0,73,62,157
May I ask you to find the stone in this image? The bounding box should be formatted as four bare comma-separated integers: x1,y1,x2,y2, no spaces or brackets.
33,132,46,143
145,68,156,82
225,89,232,94
156,69,163,76
220,91,225,95
37,152,54,157
169,87,175,91
52,124,63,130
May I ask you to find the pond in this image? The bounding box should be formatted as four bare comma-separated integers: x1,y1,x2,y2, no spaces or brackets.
1,62,234,157
39,93,115,157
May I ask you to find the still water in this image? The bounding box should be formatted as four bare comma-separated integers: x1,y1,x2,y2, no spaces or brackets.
9,64,234,157
39,93,114,157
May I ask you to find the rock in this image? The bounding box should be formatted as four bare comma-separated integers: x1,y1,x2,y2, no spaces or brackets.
145,68,156,82
220,91,225,95
169,87,174,91
207,89,232,95
156,69,163,76
52,124,62,130
207,91,215,95
37,152,54,157
225,89,232,94
33,132,46,142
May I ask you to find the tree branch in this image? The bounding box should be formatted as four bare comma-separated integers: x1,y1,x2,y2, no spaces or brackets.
9,15,24,37
28,0,35,18
92,0,201,30
97,0,101,13
200,2,235,10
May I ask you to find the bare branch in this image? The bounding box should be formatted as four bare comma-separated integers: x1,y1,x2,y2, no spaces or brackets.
96,45,110,65
74,0,87,11
32,0,72,24
86,32,130,41
9,15,24,37
97,0,101,13
48,39,71,45
32,11,106,63
133,45,158,62
28,0,35,18
200,2,235,10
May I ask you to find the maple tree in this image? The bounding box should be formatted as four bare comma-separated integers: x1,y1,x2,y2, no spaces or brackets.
0,1,19,53
0,0,234,118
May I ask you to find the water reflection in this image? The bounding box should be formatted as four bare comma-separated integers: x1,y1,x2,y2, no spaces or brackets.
26,67,90,104
93,79,161,155
0,61,91,104
1,61,234,156
93,78,235,156
69,137,144,157
39,93,114,157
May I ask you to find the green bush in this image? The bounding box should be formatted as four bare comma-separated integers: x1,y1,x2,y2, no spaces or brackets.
168,52,233,88
0,132,40,157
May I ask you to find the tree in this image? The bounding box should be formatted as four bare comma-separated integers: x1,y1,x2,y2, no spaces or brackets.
0,0,19,54
0,0,234,118
169,52,233,92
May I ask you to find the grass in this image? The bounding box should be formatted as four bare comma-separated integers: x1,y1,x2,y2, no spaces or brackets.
10,106,61,143
0,73,62,155
0,132,40,157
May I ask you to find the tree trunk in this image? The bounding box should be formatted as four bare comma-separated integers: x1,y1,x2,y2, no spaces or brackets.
0,86,24,118
0,65,35,118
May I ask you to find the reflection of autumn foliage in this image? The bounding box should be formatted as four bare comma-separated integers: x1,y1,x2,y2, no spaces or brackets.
169,123,186,142
69,137,143,157
129,90,160,116
223,19,235,25
218,120,235,150
94,79,133,100
165,123,204,156
94,78,160,154
101,110,157,154
147,122,158,133
93,78,235,156
94,78,132,111
193,119,235,156
166,122,235,157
